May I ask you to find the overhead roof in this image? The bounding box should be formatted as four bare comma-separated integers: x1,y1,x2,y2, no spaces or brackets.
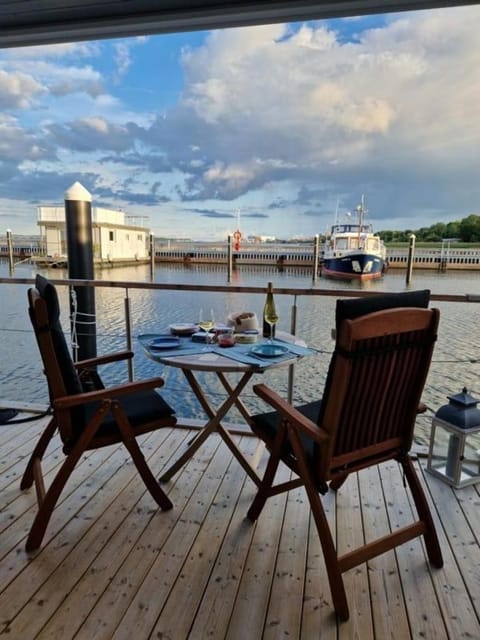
1,0,478,49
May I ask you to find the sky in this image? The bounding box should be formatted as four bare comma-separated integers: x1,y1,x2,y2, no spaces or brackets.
1,5,479,240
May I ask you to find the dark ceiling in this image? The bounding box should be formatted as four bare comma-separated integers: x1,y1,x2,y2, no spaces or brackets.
1,0,478,49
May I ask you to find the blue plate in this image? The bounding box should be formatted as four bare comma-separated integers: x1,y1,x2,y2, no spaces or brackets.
149,336,181,350
250,343,289,358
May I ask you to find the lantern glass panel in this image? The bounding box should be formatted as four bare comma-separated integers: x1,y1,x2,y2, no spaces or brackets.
460,433,480,481
429,423,460,480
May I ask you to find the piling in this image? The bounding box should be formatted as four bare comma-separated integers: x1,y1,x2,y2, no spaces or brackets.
149,232,155,280
6,229,14,274
312,234,320,282
406,233,416,285
64,181,97,361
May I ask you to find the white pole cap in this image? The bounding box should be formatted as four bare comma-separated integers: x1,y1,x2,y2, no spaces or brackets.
64,181,92,202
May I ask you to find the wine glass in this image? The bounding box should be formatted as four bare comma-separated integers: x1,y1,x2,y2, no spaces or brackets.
198,308,215,333
264,306,279,343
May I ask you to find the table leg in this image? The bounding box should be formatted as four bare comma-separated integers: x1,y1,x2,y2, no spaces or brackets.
159,369,260,485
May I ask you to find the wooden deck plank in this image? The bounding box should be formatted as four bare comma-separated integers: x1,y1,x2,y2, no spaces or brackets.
185,440,266,638
70,432,218,640
262,483,310,639
0,416,478,639
109,436,234,640
0,429,182,637
379,460,450,639
149,436,260,639
224,463,292,639
336,473,374,640
358,465,412,640
300,489,338,639
23,430,191,640
418,462,480,636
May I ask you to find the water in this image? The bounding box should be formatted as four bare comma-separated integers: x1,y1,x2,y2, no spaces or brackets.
1,259,479,445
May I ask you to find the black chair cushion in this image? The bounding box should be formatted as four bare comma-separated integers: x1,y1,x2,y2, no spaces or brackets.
35,274,83,397
251,399,322,468
83,389,174,439
335,289,430,329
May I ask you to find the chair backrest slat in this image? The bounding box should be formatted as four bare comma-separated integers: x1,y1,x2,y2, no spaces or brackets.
318,307,439,480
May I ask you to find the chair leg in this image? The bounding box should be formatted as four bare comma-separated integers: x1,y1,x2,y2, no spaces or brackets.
329,472,349,492
113,404,172,511
246,426,291,522
25,444,86,552
288,427,350,621
246,447,281,521
307,485,350,621
402,456,443,568
122,435,173,511
25,404,111,551
20,418,57,490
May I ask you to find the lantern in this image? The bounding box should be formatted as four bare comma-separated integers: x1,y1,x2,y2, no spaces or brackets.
427,388,480,488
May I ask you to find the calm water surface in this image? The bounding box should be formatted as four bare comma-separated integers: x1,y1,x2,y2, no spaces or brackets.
1,260,479,444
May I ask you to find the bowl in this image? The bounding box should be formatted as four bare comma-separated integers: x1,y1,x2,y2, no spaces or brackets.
227,311,259,332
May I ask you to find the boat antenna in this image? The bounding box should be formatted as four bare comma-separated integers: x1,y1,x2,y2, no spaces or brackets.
334,198,340,225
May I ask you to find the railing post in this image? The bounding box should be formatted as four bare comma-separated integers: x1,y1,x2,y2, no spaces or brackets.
287,295,298,403
227,235,233,282
124,289,134,381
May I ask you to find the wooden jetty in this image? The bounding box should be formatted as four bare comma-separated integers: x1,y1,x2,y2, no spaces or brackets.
0,406,479,639
2,241,480,271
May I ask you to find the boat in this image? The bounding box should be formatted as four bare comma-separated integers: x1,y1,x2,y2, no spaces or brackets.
322,195,387,280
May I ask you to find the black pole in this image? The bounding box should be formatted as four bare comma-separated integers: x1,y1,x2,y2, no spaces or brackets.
64,182,97,361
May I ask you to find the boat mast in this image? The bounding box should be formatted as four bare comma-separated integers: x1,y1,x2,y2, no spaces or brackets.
357,194,366,246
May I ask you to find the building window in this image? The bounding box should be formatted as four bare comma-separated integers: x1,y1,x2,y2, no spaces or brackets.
126,233,129,241
137,234,142,241
109,231,114,241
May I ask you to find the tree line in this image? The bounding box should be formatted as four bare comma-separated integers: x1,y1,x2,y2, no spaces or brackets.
378,214,480,243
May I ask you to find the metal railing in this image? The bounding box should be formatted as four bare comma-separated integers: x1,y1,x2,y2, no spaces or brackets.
1,276,479,430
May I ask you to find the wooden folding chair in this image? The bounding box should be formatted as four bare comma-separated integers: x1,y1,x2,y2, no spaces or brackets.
247,299,443,621
21,275,177,551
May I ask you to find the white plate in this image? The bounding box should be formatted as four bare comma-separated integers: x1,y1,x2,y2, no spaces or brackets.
168,323,198,336
149,336,181,350
250,343,289,358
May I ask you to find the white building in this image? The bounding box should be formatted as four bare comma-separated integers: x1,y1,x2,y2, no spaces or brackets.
37,205,151,265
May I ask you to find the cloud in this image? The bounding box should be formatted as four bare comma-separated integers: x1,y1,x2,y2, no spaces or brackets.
113,42,133,84
140,7,480,224
0,70,44,109
189,208,235,219
1,7,480,238
45,117,133,152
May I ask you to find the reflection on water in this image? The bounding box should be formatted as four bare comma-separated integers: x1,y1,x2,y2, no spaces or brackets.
1,259,479,446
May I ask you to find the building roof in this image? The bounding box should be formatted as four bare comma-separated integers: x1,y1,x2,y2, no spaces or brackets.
1,0,478,49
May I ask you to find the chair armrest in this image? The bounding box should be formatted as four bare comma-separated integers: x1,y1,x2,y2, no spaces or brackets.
253,383,329,444
417,402,427,414
74,350,134,369
54,377,166,409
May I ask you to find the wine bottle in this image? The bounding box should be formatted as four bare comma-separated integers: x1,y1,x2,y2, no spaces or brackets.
262,282,278,338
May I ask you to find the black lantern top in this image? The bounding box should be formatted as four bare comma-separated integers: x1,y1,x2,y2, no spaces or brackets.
435,387,480,429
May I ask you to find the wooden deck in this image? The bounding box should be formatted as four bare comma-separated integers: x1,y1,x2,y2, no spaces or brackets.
1,409,479,639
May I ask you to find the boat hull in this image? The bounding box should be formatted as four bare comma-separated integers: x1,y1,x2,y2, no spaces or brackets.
322,253,385,280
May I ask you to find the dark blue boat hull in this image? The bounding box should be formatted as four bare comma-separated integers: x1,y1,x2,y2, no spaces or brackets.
322,253,385,280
